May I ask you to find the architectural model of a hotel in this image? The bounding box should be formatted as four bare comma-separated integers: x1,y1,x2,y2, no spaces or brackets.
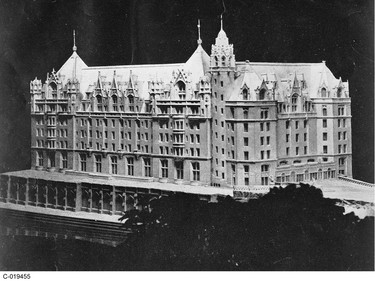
29,20,352,190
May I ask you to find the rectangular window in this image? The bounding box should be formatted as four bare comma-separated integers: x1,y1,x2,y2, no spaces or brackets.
261,151,264,160
304,120,308,128
323,145,328,154
286,134,289,143
267,150,270,159
80,154,86,171
127,157,134,176
304,133,307,142
144,158,151,177
286,147,289,156
286,120,290,129
37,151,43,167
244,137,249,146
295,121,299,129
244,151,249,160
266,122,270,131
260,123,264,131
111,156,118,174
261,164,269,172
244,165,249,186
295,134,299,142
61,152,68,169
296,147,299,155
192,162,200,181
161,160,168,178
260,137,264,145
95,155,102,173
175,162,183,180
323,132,328,141
244,123,248,132
266,136,270,145
304,146,308,155
323,119,327,128
261,177,268,186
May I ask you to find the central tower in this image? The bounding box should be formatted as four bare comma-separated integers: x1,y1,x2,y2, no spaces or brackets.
210,17,237,187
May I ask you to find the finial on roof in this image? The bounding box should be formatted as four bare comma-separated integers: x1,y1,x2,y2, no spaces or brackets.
73,30,77,52
220,14,223,30
322,60,326,64
197,19,202,45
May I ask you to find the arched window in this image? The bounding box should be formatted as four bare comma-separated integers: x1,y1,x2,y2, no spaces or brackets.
259,89,266,100
96,95,102,111
242,88,249,100
49,82,57,99
337,87,342,98
112,95,118,104
291,94,298,112
128,95,134,112
321,87,327,98
177,81,186,92
322,107,327,116
221,56,226,67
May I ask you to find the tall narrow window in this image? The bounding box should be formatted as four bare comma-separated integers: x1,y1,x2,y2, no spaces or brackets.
37,151,43,167
111,156,118,174
291,94,298,112
176,162,184,180
61,152,67,169
161,160,168,178
144,158,151,177
127,157,134,176
95,155,102,173
192,162,200,181
80,154,87,172
259,89,266,100
242,88,249,100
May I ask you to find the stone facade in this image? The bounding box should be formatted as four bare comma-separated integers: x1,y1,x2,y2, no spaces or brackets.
29,23,352,190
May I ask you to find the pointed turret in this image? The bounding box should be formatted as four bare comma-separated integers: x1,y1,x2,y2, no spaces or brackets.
210,15,235,69
57,30,88,85
185,20,210,82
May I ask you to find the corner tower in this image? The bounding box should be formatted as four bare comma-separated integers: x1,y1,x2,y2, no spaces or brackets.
210,17,237,187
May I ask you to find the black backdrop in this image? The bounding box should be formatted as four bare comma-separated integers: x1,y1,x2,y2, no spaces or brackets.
0,0,373,182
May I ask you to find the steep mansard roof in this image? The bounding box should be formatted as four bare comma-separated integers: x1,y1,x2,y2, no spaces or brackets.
54,42,346,102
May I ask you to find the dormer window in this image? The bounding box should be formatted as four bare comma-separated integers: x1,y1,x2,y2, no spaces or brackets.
291,94,298,112
242,88,249,100
337,87,342,98
112,95,118,111
128,95,134,112
259,89,266,100
321,87,327,98
221,56,226,66
49,82,57,99
177,81,186,99
96,95,102,111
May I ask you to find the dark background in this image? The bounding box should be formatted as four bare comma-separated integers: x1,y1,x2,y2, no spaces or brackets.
0,0,373,182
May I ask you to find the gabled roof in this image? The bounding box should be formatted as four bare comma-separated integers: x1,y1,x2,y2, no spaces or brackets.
185,44,210,83
57,51,88,83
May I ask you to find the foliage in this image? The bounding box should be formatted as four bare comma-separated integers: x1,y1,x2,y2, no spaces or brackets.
118,184,374,270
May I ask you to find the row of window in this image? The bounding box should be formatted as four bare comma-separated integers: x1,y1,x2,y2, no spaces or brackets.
286,133,308,143
286,120,308,130
276,169,338,183
79,155,201,180
36,152,67,169
285,146,309,156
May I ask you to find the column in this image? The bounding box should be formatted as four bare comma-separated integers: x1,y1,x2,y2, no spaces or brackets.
25,178,29,206
111,185,116,215
75,182,82,212
6,176,11,203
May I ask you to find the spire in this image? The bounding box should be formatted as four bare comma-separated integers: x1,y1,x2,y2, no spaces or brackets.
197,19,202,45
220,14,223,30
73,30,77,52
